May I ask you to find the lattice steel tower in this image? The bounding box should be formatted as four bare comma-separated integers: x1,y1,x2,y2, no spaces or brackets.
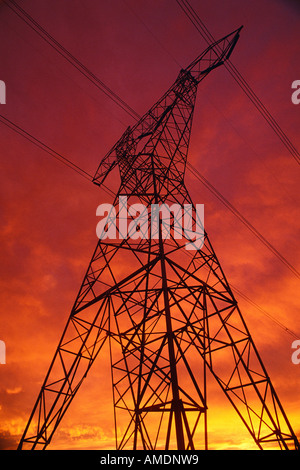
18,27,299,450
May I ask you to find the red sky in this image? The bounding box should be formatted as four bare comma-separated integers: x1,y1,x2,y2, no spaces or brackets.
0,0,300,450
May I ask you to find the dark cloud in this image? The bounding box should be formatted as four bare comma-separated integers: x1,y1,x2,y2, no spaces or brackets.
282,0,300,12
0,431,19,450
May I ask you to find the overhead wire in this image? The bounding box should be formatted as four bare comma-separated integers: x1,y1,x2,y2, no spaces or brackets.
0,113,115,197
187,162,300,279
229,283,299,339
1,0,299,335
3,0,141,122
123,0,300,280
176,0,300,166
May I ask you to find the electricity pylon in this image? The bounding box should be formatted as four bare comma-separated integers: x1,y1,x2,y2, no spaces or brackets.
18,27,299,450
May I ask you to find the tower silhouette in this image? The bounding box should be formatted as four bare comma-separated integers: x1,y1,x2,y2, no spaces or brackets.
18,27,299,451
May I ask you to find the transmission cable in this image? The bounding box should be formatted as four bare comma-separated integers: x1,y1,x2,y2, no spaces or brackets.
1,117,298,338
187,162,300,279
176,0,300,165
3,0,141,122
228,283,299,340
6,0,299,164
2,0,299,277
1,1,299,334
0,113,114,197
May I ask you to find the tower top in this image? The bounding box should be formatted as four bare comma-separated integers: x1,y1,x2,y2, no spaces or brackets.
185,26,243,82
93,27,243,195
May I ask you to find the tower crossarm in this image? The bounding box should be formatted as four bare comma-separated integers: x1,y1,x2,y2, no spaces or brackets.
92,26,242,189
185,26,242,82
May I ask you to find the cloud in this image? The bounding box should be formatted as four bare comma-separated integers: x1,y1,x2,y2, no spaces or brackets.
0,431,19,451
6,387,22,395
0,0,299,451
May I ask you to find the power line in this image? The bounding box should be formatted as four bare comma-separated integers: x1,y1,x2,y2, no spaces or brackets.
229,283,299,339
176,0,300,166
0,113,114,197
115,0,300,280
3,1,298,267
2,1,299,336
2,112,298,339
2,118,298,344
2,104,298,280
3,0,141,122
6,0,299,168
187,162,300,279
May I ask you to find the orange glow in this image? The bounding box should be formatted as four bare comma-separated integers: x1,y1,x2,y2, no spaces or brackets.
0,0,300,450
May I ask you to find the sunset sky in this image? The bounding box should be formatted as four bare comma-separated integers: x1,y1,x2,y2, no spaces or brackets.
0,0,300,450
